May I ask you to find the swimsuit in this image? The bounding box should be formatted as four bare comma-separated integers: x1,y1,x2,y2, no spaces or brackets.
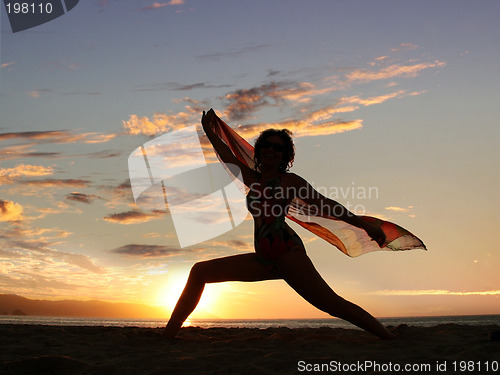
246,175,305,270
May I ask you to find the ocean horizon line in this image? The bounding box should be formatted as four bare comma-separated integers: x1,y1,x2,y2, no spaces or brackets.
1,314,499,330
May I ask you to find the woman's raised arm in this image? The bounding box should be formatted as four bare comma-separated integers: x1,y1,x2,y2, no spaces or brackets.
287,173,386,246
202,109,256,185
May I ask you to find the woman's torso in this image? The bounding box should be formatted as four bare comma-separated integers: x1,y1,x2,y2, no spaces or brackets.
246,173,305,262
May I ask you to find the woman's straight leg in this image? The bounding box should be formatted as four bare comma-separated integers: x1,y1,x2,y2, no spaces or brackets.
164,253,280,338
276,251,396,339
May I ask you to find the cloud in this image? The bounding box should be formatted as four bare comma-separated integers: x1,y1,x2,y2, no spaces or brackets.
384,205,415,217
0,130,116,144
28,89,51,98
0,200,24,222
83,133,118,143
0,164,54,184
346,61,446,83
103,210,164,224
122,110,198,136
103,180,132,209
135,82,231,92
0,226,105,274
21,179,90,188
87,150,123,159
385,206,413,213
58,253,107,274
0,164,54,178
0,144,61,161
66,193,102,204
123,51,446,147
271,119,363,138
374,289,500,296
110,244,189,258
218,118,363,142
391,43,419,52
304,105,359,123
338,90,407,106
1,62,15,69
142,1,184,10
206,239,253,253
222,81,314,121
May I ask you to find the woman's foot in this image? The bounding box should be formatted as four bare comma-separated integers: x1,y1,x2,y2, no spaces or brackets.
163,319,183,339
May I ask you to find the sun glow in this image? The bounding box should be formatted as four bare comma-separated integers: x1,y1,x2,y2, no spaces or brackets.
160,277,188,312
157,274,226,317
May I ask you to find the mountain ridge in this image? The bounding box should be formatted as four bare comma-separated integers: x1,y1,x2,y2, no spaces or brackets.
0,294,170,319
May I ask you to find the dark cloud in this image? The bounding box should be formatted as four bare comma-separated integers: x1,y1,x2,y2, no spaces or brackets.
134,82,231,92
66,193,102,204
0,130,71,141
0,130,116,145
87,150,123,159
227,240,249,249
21,179,90,188
267,70,281,77
110,244,187,258
103,210,164,224
223,81,308,121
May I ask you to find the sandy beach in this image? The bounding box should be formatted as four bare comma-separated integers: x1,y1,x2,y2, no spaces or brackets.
1,324,499,374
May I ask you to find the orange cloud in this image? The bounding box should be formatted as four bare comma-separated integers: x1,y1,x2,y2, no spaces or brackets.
391,43,419,52
122,111,196,136
346,61,446,83
374,289,500,296
0,200,23,222
339,90,407,106
103,210,164,225
0,130,116,144
385,206,413,212
231,118,363,140
304,105,359,123
21,179,90,188
0,164,54,185
142,0,184,10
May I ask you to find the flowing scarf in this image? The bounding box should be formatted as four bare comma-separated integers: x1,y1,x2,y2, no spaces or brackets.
211,114,426,257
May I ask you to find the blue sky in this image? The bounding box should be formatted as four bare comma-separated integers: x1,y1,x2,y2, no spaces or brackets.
1,0,499,318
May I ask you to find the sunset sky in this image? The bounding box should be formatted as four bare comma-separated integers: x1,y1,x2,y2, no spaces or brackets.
1,1,499,319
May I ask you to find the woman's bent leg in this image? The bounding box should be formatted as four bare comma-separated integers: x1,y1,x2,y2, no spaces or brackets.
276,251,396,340
164,253,279,338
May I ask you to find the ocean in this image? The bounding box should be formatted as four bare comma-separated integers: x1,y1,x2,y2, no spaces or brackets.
1,314,499,330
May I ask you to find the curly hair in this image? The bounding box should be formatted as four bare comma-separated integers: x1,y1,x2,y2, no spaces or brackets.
253,129,295,173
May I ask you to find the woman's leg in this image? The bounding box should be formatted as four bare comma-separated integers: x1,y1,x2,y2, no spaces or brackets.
276,251,396,339
164,253,279,338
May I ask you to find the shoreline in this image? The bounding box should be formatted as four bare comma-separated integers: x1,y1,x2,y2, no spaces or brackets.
1,323,499,374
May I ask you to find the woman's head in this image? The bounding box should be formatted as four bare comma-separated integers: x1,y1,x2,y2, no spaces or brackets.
254,129,295,173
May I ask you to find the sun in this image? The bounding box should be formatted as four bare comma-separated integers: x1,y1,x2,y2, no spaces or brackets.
157,274,225,317
159,277,188,312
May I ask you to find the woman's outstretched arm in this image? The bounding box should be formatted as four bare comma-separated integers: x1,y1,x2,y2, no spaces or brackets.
202,109,256,185
287,173,386,246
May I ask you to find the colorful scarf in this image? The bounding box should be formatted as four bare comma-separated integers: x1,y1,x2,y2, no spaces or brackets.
211,114,426,257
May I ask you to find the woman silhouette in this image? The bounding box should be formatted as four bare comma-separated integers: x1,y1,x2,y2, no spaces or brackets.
164,109,398,339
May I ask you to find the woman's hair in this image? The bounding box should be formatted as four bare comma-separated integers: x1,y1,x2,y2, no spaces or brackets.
253,129,295,173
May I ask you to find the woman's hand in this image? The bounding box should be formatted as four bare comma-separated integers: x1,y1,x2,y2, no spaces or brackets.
362,222,386,247
201,108,215,132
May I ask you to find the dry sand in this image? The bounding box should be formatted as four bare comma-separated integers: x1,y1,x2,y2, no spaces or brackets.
1,324,499,374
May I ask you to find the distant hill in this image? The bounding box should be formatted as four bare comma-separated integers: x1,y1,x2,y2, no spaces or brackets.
0,294,170,319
